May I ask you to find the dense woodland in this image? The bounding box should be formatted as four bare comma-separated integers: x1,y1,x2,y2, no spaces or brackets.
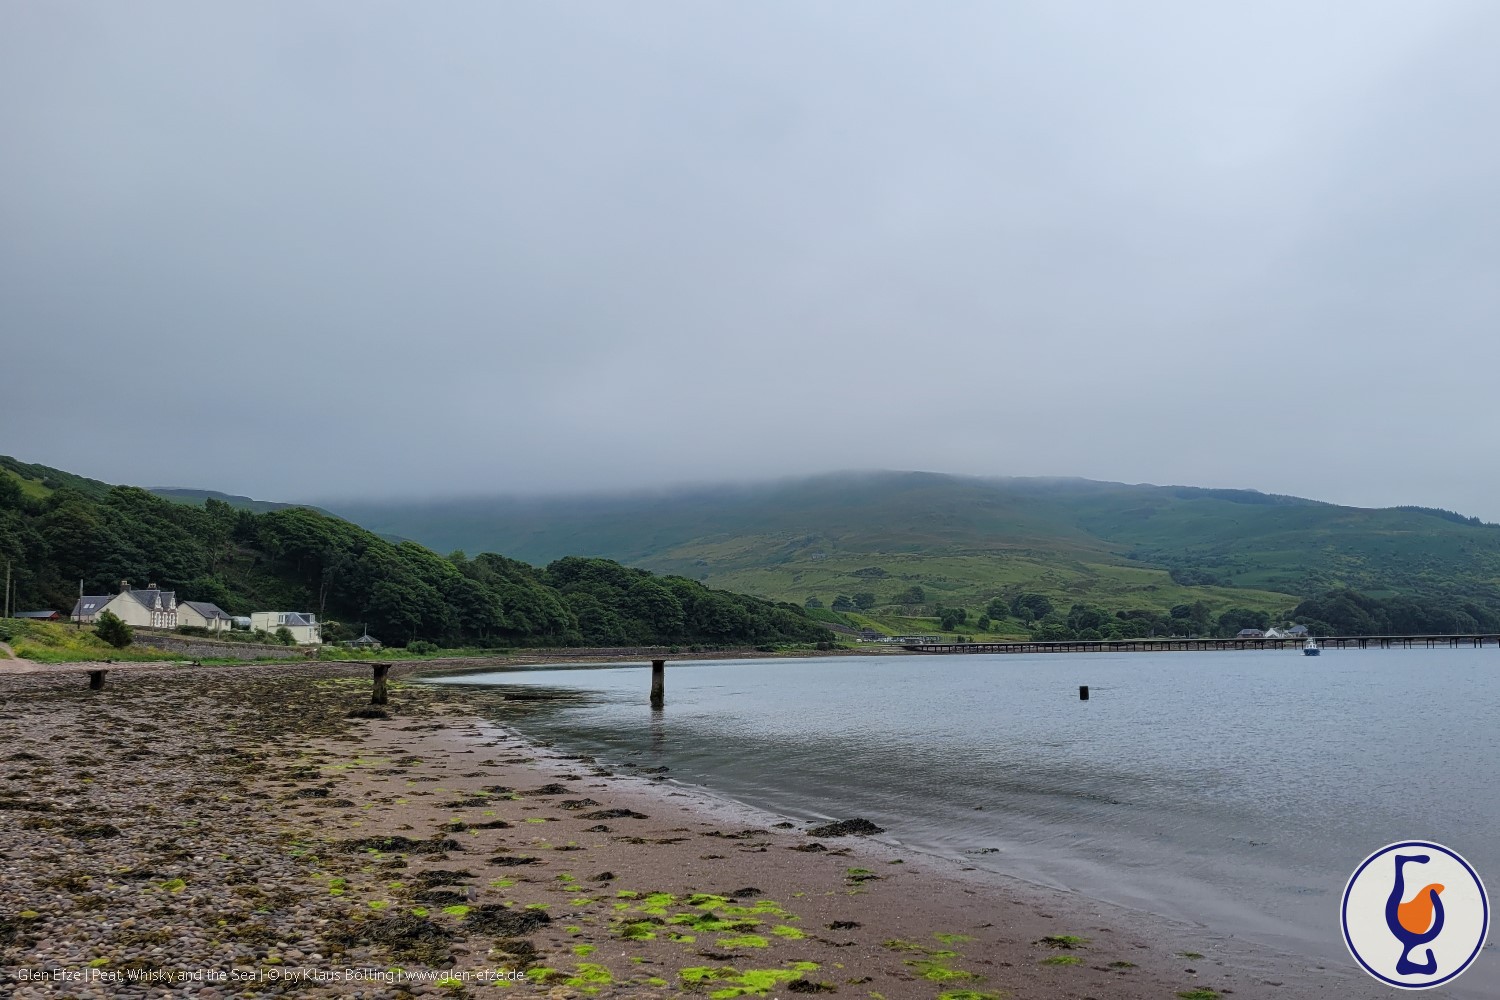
0,462,826,649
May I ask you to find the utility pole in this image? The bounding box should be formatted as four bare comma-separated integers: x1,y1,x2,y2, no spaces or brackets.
4,561,10,618
77,578,83,630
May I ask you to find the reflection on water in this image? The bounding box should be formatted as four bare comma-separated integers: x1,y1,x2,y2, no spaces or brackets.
425,650,1500,986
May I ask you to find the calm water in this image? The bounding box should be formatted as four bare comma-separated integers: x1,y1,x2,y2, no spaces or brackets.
427,649,1498,983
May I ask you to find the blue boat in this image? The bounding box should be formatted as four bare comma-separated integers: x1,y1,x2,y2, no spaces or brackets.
1303,638,1321,656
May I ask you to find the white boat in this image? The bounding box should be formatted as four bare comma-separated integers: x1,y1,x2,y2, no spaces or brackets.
1303,638,1321,656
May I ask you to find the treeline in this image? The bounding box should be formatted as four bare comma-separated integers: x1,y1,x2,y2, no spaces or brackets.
960,590,1500,640
1289,589,1500,636
0,472,826,649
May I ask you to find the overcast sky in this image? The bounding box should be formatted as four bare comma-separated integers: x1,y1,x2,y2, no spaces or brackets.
4,2,1499,515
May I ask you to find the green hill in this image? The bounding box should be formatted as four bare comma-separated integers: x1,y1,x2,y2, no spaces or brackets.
0,456,826,650
149,486,340,518
329,471,1500,623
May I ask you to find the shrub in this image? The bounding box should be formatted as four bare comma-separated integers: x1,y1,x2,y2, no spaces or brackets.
94,610,133,648
407,640,439,655
274,626,295,645
0,620,16,641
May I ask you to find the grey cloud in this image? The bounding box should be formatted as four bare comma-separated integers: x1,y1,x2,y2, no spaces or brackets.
3,2,1498,516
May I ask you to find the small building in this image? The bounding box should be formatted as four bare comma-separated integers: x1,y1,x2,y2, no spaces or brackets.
1264,627,1285,639
1236,628,1266,638
13,610,62,621
857,628,883,641
71,581,177,628
250,611,322,644
231,616,252,630
346,631,382,650
178,601,233,633
1286,624,1310,636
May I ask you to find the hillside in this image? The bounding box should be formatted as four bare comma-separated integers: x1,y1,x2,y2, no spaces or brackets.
330,471,1500,621
0,457,826,649
149,487,340,518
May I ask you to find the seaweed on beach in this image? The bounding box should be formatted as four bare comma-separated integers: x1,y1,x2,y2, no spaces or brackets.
463,903,551,936
805,818,884,837
413,869,475,887
525,783,572,796
326,913,455,966
336,835,461,855
581,808,648,820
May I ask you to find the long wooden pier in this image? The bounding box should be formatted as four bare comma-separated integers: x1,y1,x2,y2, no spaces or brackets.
903,634,1500,654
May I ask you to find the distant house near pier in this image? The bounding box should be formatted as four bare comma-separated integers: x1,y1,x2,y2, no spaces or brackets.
178,601,232,633
1286,624,1310,636
1236,628,1266,638
71,581,177,628
347,630,382,650
250,611,322,644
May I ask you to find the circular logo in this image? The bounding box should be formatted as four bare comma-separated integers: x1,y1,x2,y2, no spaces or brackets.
1342,841,1488,989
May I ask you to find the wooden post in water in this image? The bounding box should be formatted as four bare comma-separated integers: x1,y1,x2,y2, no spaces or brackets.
650,659,665,709
371,664,390,705
88,669,107,691
1079,685,1089,701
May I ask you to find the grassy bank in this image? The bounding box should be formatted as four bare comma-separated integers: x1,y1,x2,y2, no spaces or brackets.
0,619,187,663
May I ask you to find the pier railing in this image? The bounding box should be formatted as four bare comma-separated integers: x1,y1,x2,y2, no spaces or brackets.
902,634,1500,653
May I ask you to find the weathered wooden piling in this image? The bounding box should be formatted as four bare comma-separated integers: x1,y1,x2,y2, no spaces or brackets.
1079,685,1089,701
650,659,665,709
88,669,108,691
371,664,390,705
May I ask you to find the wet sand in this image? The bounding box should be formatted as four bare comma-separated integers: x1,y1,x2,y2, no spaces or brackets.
1,661,1398,998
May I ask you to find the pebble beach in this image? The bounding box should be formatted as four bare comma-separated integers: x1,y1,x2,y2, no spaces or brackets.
1,659,1396,999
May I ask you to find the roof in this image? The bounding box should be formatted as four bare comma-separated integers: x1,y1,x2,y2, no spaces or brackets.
1287,624,1309,633
14,610,60,619
72,595,113,617
350,633,381,645
119,589,175,611
276,612,315,628
1236,628,1265,637
181,601,230,620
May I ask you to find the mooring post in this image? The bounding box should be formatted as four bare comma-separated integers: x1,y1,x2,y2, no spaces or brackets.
650,658,665,709
88,669,107,691
371,664,390,706
1079,685,1089,701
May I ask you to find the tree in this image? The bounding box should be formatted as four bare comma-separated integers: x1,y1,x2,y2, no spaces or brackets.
985,597,1009,620
853,592,876,610
1216,607,1270,637
938,607,968,631
831,594,856,611
94,609,132,648
897,586,925,605
804,596,824,609
976,615,991,631
1010,593,1053,621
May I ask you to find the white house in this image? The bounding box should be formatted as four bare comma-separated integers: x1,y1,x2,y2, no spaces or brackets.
178,601,232,633
251,611,322,644
71,581,177,629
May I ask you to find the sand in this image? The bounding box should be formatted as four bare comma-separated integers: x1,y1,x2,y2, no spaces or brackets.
1,660,1398,998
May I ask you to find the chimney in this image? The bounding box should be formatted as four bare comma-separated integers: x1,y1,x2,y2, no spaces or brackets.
120,580,131,593
148,582,158,591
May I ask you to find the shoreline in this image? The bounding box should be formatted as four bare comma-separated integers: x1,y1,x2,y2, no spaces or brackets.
2,661,1402,998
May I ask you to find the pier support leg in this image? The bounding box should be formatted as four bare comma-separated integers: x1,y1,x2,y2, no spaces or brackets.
650,659,665,710
88,669,107,691
1079,685,1089,701
371,664,390,705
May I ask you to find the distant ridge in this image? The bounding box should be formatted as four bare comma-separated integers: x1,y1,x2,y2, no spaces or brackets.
328,470,1500,614
149,486,339,518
